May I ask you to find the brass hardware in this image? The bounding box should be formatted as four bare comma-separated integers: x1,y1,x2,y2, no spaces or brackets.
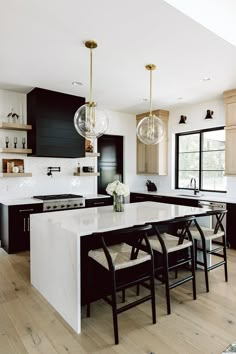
145,64,156,71
84,40,98,103
145,64,156,116
85,40,97,49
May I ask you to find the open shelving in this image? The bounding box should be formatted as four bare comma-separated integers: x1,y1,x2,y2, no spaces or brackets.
0,122,32,131
73,172,100,177
0,148,32,154
0,173,32,178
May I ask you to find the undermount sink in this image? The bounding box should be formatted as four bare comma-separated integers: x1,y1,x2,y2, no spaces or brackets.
177,194,203,198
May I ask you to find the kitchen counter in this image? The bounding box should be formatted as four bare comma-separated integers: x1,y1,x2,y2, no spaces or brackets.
30,201,211,335
0,194,110,206
0,198,43,206
83,194,110,199
131,190,236,204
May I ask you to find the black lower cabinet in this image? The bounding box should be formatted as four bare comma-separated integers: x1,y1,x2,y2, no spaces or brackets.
85,197,112,208
226,203,236,249
0,203,43,254
130,192,198,207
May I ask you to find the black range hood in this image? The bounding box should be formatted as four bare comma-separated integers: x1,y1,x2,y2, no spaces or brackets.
27,88,85,158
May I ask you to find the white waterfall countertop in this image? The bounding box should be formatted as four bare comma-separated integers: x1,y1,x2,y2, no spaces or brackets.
30,201,211,335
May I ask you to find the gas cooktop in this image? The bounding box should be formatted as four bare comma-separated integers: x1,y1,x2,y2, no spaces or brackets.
33,194,83,200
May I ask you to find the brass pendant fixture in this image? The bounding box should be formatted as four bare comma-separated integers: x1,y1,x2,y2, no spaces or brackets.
74,40,109,140
136,64,165,145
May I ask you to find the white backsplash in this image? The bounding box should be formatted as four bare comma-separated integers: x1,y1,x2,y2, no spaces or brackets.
0,155,98,199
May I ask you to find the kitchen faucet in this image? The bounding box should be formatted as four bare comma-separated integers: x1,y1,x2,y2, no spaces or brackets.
190,177,199,195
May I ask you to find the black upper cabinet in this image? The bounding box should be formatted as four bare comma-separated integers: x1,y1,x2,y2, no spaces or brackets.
27,88,85,158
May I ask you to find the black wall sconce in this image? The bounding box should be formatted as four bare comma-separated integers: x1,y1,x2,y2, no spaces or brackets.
47,167,61,177
205,110,214,119
179,115,187,124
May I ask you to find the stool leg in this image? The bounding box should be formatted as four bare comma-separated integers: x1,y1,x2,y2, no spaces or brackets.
111,272,119,345
122,289,126,303
87,259,91,317
202,238,209,293
223,235,228,282
190,244,197,300
163,253,171,315
136,284,140,296
150,263,156,324
194,240,198,270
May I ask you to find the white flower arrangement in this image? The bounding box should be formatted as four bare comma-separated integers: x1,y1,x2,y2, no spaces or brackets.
106,180,130,197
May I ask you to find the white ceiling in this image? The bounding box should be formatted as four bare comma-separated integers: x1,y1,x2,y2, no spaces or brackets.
0,0,236,114
164,0,236,47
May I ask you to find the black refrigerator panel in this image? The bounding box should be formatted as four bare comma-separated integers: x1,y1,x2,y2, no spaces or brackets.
98,135,123,194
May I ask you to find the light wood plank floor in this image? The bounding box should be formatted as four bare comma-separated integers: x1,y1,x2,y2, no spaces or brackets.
0,248,235,354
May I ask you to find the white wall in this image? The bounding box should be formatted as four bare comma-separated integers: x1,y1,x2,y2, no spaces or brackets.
148,97,236,197
2,88,236,199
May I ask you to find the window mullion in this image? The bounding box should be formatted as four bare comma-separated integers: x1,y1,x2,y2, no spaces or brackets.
199,132,202,190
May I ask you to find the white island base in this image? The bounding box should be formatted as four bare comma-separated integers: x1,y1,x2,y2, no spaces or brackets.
30,202,210,334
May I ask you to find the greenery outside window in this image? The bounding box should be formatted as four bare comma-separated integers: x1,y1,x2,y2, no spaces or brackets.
176,127,226,192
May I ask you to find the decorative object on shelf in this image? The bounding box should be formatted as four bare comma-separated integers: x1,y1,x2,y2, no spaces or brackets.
3,158,24,173
7,109,19,123
74,40,109,140
106,180,130,212
205,110,214,119
179,115,187,124
136,64,165,145
13,137,17,148
82,166,95,173
22,137,26,149
12,166,19,173
47,166,61,177
5,137,9,148
77,163,80,173
85,139,94,153
146,180,157,192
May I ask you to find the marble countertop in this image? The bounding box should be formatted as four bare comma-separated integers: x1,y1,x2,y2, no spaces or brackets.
131,190,236,204
0,198,43,206
30,201,211,237
0,194,110,206
83,194,111,199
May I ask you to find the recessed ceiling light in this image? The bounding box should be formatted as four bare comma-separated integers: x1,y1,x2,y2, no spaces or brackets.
72,81,83,86
178,97,183,100
201,77,212,82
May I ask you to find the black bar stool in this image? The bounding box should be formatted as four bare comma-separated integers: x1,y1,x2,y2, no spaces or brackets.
142,216,196,315
86,224,156,345
189,209,228,292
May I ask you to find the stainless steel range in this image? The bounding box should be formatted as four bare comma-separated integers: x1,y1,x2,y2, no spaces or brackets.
33,194,85,212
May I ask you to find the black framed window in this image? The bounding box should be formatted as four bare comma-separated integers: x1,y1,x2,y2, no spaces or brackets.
175,127,226,192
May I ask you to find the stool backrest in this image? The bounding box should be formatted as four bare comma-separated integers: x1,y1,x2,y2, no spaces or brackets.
150,216,195,252
206,209,227,234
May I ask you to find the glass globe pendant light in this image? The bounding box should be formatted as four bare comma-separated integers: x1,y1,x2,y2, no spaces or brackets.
74,40,109,140
137,64,165,145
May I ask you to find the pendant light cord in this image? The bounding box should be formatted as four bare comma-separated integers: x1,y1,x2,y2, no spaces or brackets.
149,69,152,116
90,48,93,103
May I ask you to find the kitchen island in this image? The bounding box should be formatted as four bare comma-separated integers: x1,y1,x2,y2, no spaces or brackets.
30,201,211,334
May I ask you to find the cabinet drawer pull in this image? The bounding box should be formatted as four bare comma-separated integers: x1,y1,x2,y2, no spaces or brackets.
93,202,105,205
23,218,26,232
19,209,34,212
